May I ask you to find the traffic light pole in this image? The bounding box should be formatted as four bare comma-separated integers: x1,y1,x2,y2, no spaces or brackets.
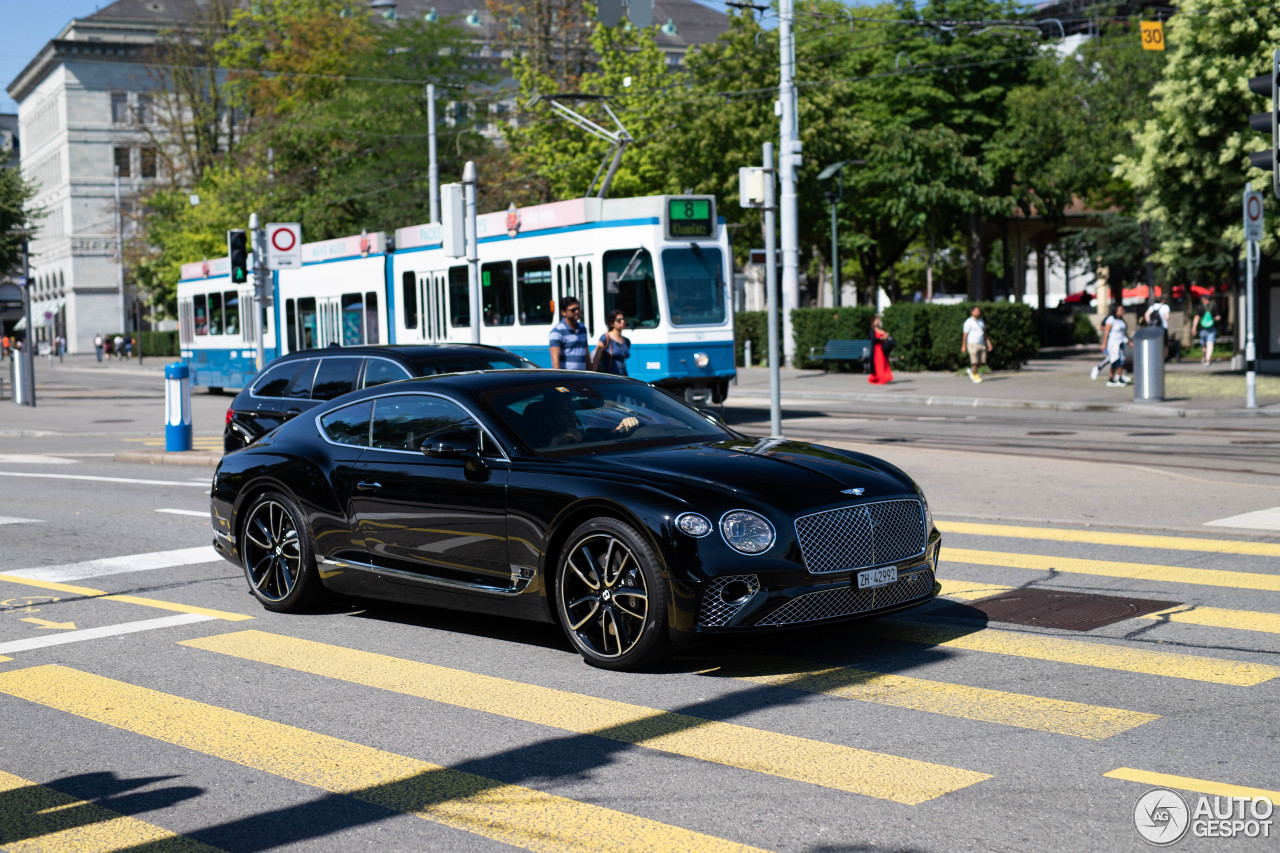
249,213,267,371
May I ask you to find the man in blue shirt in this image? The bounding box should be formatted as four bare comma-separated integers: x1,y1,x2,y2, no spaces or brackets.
549,297,589,370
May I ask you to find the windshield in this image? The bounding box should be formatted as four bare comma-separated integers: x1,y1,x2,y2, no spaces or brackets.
603,248,659,329
663,246,726,326
485,379,729,454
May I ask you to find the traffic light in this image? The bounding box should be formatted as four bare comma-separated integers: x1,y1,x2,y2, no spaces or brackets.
1247,50,1280,198
227,229,249,284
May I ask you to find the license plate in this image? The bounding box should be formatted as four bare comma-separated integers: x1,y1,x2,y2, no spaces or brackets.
857,566,898,590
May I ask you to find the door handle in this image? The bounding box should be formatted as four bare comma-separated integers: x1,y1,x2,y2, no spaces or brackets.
284,408,301,419
356,480,382,493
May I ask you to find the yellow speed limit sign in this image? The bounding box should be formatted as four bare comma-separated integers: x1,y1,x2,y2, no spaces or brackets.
1141,20,1165,51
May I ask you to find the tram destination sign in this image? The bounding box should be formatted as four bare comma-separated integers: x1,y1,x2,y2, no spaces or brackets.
665,197,716,240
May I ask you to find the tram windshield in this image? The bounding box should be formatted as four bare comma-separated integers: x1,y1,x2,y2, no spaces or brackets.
662,246,726,326
603,248,660,329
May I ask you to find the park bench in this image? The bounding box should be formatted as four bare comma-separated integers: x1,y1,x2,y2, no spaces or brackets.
809,338,872,372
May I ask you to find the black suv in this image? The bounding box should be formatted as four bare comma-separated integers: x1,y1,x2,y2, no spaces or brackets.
223,344,535,452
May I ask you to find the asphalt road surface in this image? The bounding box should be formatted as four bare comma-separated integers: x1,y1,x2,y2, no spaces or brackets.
0,370,1277,851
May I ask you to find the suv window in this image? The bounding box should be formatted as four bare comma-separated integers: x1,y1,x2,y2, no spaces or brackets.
320,400,373,446
311,357,362,401
364,358,412,388
253,362,303,398
284,360,319,399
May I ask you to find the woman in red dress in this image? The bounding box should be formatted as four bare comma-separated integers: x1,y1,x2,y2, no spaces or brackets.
867,315,894,385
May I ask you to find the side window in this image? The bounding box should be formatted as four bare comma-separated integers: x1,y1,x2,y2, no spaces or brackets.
285,359,318,399
363,358,412,388
401,271,418,329
341,292,364,345
370,395,474,452
252,362,302,398
517,257,553,325
194,294,208,336
365,292,379,344
208,291,224,335
603,248,659,329
449,265,471,327
224,291,241,336
320,400,373,447
481,261,514,326
311,357,361,401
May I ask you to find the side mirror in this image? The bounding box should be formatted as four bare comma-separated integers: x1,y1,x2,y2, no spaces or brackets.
698,407,727,428
422,429,482,460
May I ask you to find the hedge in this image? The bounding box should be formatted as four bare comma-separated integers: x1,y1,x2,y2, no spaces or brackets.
103,330,179,358
734,303,1039,372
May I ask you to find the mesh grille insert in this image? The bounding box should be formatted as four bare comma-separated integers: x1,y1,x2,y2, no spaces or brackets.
698,575,761,627
757,569,934,627
794,499,926,574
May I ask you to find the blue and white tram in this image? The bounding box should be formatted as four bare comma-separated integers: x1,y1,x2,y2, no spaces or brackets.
177,194,735,401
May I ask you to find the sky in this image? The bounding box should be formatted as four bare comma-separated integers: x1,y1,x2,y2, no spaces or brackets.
1,1,111,113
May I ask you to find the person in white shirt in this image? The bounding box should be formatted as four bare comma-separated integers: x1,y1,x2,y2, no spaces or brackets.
1100,305,1132,386
960,306,993,383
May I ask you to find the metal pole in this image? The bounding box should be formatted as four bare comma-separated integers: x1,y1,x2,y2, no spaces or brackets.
778,0,800,366
18,240,35,406
828,197,839,309
115,166,127,335
427,83,440,225
463,161,480,345
764,142,781,438
249,212,266,371
1246,237,1258,409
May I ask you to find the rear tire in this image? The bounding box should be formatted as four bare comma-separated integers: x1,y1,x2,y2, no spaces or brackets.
555,517,671,671
240,490,324,612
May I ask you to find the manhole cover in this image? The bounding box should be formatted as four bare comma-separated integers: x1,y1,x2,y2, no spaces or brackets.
963,589,1179,631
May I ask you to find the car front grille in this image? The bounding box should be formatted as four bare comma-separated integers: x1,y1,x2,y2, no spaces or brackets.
794,499,926,574
756,569,934,627
698,574,761,627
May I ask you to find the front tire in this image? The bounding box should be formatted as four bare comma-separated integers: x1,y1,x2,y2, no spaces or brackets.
555,517,671,670
240,491,323,612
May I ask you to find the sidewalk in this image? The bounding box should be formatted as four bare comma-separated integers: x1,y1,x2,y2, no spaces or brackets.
730,347,1280,418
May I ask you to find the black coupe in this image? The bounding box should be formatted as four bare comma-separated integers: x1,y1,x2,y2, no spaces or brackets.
210,370,941,670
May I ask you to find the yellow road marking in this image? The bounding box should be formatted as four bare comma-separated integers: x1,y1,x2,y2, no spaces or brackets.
1140,605,1280,635
936,579,1013,601
938,521,1280,558
0,665,768,853
944,548,1280,592
863,621,1280,686
0,767,222,852
182,630,991,805
0,574,252,622
711,659,1158,739
1104,768,1280,802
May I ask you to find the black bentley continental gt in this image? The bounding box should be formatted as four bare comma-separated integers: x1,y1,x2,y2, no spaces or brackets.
210,370,941,670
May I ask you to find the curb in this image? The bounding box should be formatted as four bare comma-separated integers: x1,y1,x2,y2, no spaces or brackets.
114,450,222,468
727,388,1280,418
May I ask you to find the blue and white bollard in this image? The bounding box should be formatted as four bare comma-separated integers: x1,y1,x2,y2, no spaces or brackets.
164,362,193,452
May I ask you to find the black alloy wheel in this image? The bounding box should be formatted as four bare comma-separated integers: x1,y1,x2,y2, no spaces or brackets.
240,491,322,612
555,517,670,670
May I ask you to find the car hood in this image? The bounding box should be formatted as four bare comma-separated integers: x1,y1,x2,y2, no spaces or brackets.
581,439,918,514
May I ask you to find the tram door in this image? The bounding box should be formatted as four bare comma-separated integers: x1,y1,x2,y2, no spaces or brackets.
418,272,448,342
554,255,595,340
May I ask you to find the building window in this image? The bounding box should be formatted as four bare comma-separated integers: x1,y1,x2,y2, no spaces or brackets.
113,147,131,178
140,148,157,178
136,94,153,124
111,93,129,124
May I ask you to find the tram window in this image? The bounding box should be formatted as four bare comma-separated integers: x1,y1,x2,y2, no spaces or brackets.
298,297,317,350
365,292,379,343
449,266,470,327
401,272,418,329
311,357,360,401
481,261,514,326
286,299,297,351
341,292,365,345
603,248,659,329
517,257,553,325
662,247,726,326
194,294,208,336
207,291,224,335
224,291,240,336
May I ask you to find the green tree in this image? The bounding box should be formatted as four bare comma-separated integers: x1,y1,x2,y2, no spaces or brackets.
0,163,43,278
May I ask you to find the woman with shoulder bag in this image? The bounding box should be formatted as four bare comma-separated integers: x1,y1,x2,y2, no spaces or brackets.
867,315,894,385
592,309,631,375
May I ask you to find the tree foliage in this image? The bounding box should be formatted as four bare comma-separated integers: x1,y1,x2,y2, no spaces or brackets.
0,163,43,279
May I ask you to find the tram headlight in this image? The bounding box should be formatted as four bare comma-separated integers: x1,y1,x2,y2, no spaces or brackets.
693,351,710,368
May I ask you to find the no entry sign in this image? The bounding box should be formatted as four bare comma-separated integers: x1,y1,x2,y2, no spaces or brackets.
266,223,303,269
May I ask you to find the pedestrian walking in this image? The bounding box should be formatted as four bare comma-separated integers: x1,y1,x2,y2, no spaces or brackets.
960,306,993,383
1,335,9,360
94,333,104,362
548,297,588,370
1191,296,1220,365
124,336,134,359
867,316,894,385
591,309,631,375
113,334,124,359
1100,304,1132,386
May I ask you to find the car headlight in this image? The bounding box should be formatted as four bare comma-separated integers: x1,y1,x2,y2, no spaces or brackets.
676,512,712,537
922,494,934,532
720,510,774,555
693,351,710,368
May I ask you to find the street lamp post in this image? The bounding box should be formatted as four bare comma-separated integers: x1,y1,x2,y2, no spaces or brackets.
817,160,865,308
